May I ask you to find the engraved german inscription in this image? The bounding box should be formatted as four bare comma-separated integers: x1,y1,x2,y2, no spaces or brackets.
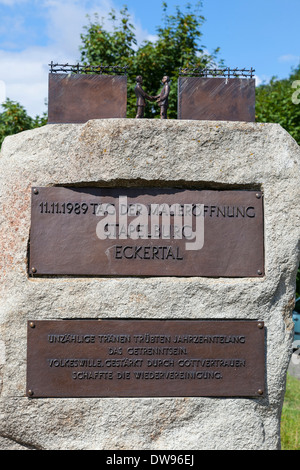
27,320,265,398
29,187,264,277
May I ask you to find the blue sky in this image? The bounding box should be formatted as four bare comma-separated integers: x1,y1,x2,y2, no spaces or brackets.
0,0,299,117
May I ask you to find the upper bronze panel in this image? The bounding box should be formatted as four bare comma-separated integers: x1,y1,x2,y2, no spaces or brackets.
178,77,255,122
48,74,127,123
29,187,264,277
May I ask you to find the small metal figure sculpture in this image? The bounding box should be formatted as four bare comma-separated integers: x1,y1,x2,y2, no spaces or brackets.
155,76,170,119
134,75,155,118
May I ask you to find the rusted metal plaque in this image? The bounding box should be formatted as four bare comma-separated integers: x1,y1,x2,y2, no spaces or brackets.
27,320,265,398
178,77,255,122
29,187,264,277
48,74,127,123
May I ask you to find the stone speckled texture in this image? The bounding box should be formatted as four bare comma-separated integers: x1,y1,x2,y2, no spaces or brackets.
0,119,299,450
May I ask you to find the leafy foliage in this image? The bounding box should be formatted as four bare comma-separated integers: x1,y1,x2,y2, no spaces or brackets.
281,373,300,450
256,66,300,297
79,2,222,118
0,98,47,148
255,65,300,144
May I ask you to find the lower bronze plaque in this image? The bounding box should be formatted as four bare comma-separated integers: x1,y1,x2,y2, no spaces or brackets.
27,320,265,398
29,187,264,277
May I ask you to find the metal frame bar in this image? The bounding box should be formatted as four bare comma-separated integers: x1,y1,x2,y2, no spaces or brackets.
179,67,255,79
49,61,128,75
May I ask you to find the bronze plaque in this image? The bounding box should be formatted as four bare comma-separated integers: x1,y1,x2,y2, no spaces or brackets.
178,77,255,122
27,320,265,398
29,187,264,277
48,74,127,123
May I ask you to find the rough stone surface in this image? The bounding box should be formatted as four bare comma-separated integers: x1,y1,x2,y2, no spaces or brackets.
0,119,299,450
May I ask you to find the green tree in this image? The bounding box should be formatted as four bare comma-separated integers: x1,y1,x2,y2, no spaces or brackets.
256,66,300,298
255,65,300,144
0,98,47,148
79,2,222,118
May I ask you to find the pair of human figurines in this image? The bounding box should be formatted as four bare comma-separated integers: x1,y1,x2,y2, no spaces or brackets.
134,75,170,119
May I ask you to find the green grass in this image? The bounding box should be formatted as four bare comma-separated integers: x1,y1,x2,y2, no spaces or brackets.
281,373,300,450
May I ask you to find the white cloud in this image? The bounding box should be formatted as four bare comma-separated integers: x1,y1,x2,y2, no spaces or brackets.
0,80,6,103
278,54,299,63
0,14,26,39
255,74,271,86
0,47,49,116
0,0,151,117
145,34,159,43
43,0,116,60
255,75,262,86
0,0,29,4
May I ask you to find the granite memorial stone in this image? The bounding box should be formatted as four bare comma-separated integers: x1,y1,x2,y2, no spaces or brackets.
0,119,299,450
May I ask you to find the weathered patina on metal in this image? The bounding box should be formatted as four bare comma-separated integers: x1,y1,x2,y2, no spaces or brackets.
48,63,127,123
27,319,265,398
178,67,255,122
29,186,264,277
134,75,156,118
155,76,171,119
